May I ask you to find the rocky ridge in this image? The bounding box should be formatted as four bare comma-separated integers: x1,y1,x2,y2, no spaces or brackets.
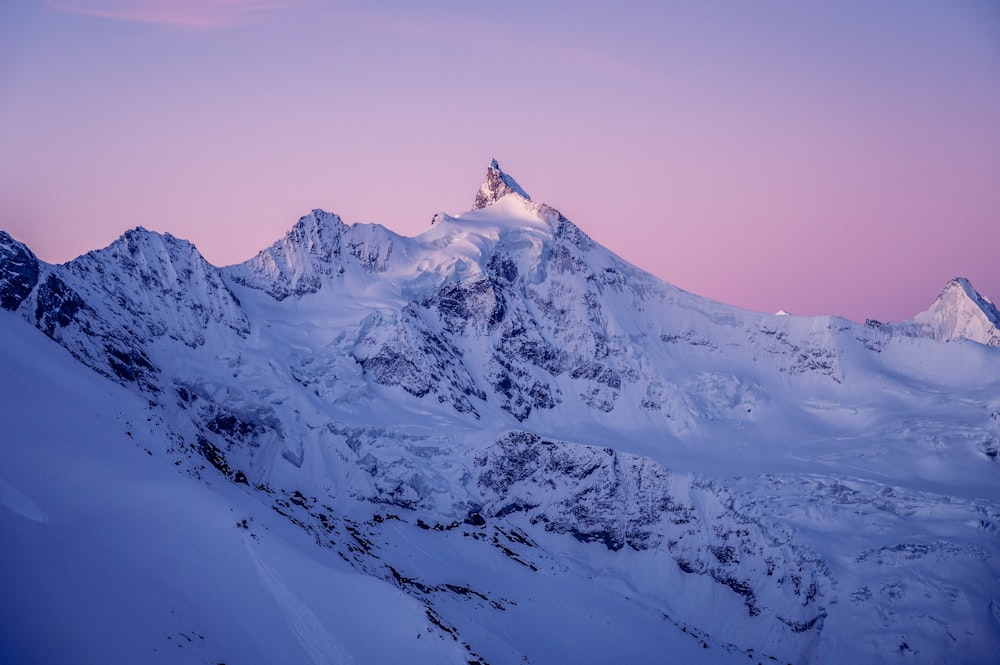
2,161,999,664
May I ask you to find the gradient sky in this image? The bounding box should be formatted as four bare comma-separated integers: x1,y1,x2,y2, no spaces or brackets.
2,1,998,322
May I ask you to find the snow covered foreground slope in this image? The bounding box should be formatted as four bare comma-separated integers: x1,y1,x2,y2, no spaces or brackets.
2,161,999,664
0,312,475,665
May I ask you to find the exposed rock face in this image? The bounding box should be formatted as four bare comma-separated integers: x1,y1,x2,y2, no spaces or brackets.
476,431,690,551
33,273,88,338
0,231,39,312
474,432,828,623
353,305,486,417
473,158,531,210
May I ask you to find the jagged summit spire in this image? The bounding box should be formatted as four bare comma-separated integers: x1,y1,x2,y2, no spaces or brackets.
472,159,531,210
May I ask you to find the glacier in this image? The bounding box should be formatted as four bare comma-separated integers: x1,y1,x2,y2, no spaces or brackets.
1,160,998,664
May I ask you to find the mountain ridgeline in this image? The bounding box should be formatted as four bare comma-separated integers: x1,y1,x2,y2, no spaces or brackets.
2,161,999,664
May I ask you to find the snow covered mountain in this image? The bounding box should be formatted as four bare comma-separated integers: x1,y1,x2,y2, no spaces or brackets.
2,161,999,664
911,277,1000,347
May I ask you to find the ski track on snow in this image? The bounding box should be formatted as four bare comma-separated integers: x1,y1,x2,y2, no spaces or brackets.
245,541,358,665
0,475,48,523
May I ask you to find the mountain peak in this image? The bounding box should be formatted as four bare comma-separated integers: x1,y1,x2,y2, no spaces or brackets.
944,277,990,303
913,277,1000,346
472,159,531,210
290,209,344,244
105,226,201,263
224,209,350,301
932,277,998,317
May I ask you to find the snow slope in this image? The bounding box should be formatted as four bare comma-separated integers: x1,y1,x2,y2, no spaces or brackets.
0,310,475,665
2,161,999,664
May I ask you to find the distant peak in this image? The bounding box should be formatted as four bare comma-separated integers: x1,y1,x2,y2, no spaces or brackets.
472,159,531,210
305,208,341,225
913,276,1000,346
932,277,996,311
287,209,344,241
116,226,180,249
939,277,989,304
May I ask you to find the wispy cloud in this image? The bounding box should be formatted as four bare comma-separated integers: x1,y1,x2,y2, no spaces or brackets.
339,9,658,86
48,0,310,29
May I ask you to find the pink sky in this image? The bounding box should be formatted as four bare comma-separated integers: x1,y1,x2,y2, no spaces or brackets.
2,1,998,322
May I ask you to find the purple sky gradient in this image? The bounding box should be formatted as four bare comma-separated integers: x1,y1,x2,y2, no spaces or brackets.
2,1,998,322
